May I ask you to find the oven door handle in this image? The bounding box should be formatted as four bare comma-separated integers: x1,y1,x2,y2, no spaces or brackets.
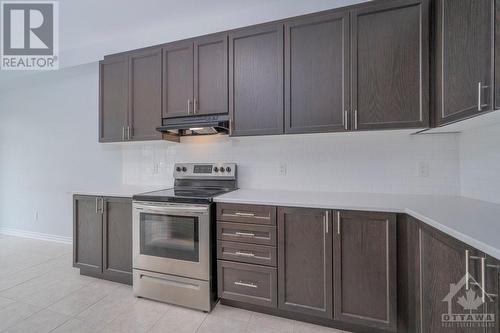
134,204,210,215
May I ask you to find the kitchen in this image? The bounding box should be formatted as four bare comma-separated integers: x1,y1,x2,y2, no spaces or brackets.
1,0,500,332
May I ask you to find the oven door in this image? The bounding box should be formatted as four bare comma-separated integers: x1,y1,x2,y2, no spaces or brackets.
132,201,211,281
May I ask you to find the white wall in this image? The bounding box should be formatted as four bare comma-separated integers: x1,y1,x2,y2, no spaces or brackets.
459,123,500,204
122,132,461,195
0,63,123,238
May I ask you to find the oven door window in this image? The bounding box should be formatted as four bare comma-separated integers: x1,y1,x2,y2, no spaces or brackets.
140,213,199,262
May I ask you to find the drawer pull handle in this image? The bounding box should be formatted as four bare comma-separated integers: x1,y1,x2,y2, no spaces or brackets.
235,232,255,238
235,251,255,257
234,281,258,288
234,212,256,217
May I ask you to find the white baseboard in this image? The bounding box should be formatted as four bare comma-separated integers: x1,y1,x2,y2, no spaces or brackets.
0,227,72,244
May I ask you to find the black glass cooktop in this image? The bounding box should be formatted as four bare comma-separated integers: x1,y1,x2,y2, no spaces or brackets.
133,187,235,204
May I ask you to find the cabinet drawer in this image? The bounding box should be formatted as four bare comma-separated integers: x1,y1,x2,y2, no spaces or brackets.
217,203,276,225
218,241,276,267
217,222,276,246
218,260,277,308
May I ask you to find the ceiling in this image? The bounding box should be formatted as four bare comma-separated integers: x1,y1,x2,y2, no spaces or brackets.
0,0,370,91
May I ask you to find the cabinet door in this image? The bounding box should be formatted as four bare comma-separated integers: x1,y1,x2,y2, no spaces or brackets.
285,12,349,134
163,41,193,118
351,0,429,130
437,0,494,125
129,49,162,141
102,197,133,285
99,55,129,142
73,196,102,274
278,207,332,318
333,211,397,331
229,24,284,136
418,224,484,333
194,35,228,116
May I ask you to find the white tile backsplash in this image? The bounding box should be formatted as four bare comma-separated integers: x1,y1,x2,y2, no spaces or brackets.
459,123,500,204
122,130,461,195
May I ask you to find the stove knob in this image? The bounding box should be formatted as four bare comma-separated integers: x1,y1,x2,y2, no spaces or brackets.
220,167,225,173
225,166,231,173
213,167,219,172
182,166,187,172
176,166,181,172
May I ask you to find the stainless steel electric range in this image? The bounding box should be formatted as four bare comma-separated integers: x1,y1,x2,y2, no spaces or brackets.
132,163,237,312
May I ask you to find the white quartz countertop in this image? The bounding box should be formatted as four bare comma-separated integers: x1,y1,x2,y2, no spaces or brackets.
71,185,165,198
214,189,500,260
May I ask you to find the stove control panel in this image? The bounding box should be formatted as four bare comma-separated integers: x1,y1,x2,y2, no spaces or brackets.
174,163,237,179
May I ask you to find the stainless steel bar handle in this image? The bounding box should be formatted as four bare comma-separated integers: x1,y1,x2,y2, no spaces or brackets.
478,82,490,111
235,232,255,238
465,250,470,290
235,251,255,257
95,197,99,214
337,211,341,235
344,110,348,130
235,212,255,217
187,99,191,115
324,211,329,234
193,99,197,114
100,198,104,214
229,117,233,135
354,109,358,130
127,126,131,141
234,281,258,288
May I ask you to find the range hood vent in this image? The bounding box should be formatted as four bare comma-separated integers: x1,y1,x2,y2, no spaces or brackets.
156,114,229,142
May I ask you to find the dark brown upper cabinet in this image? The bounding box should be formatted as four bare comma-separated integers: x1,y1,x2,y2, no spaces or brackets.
229,24,284,136
163,41,194,118
99,51,162,143
278,207,333,319
351,0,430,130
194,35,228,116
436,0,494,126
333,211,397,331
163,35,228,119
284,12,349,134
99,55,129,142
128,49,162,141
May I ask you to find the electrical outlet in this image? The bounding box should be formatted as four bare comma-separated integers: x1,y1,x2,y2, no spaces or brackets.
279,163,287,176
417,161,430,178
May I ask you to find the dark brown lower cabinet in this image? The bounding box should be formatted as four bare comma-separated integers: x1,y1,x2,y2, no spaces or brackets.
73,195,133,285
334,211,397,331
277,207,333,318
73,196,103,274
417,222,493,333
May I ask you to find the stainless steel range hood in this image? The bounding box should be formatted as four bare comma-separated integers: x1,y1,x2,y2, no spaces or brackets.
156,114,229,142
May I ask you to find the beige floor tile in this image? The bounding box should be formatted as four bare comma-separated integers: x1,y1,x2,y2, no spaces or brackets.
293,321,345,333
47,282,110,316
246,311,295,333
0,296,15,310
3,309,70,333
149,306,207,333
197,315,248,333
50,318,101,333
0,301,42,331
101,298,170,333
209,303,253,322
